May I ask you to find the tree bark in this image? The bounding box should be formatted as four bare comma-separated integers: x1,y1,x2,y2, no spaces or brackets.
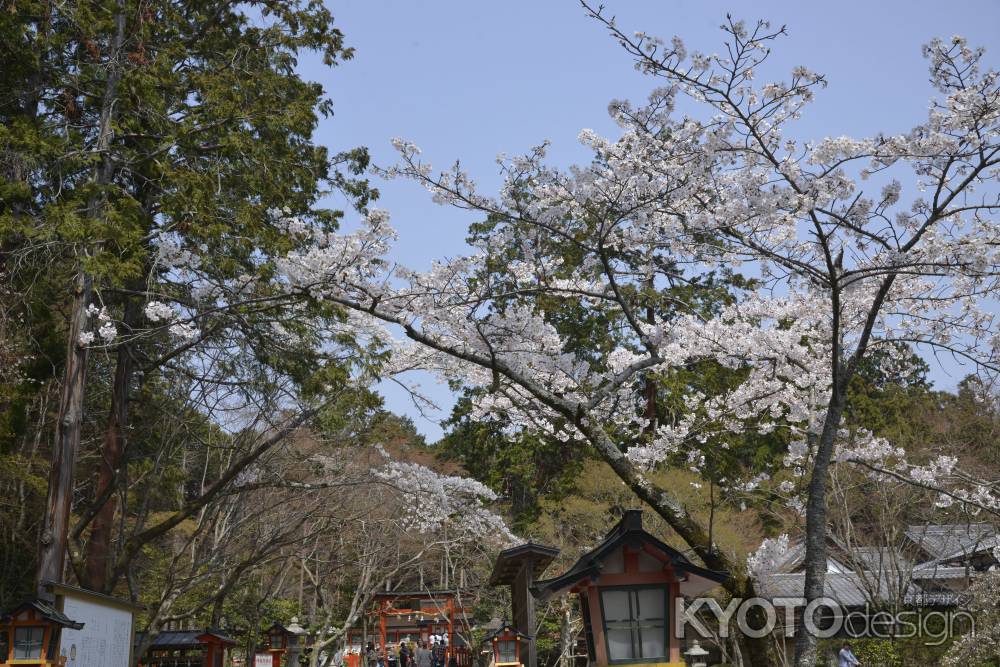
83,296,138,592
558,597,575,667
794,275,892,666
35,0,127,598
36,271,92,598
793,388,847,667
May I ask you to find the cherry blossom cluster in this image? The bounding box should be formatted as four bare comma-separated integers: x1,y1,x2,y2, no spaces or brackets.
746,533,791,579
271,18,1000,525
79,303,117,346
836,430,1000,514
371,449,516,544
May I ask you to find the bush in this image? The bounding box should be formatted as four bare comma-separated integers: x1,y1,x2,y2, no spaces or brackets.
851,639,901,666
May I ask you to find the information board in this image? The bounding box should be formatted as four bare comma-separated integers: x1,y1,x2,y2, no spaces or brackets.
59,591,133,667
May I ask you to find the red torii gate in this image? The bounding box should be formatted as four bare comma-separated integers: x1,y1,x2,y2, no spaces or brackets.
369,591,463,665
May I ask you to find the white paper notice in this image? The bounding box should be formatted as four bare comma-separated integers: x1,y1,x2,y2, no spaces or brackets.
59,593,133,667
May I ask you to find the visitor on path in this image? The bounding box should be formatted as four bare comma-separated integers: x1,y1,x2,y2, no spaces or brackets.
838,643,861,667
388,643,398,667
415,641,432,667
366,642,378,667
399,641,412,667
432,640,446,667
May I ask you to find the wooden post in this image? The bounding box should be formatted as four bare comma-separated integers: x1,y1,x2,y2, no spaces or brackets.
511,561,538,667
586,586,608,666
379,602,388,659
488,544,558,667
668,581,681,664
446,597,454,664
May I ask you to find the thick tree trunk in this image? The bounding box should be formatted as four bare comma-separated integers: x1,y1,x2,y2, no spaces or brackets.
84,297,138,592
35,0,127,598
36,272,92,598
793,389,847,667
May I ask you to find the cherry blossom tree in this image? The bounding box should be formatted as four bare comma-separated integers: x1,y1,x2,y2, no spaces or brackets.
269,9,1000,666
942,570,1000,666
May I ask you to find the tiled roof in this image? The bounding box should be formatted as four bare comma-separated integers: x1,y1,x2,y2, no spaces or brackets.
489,543,559,586
135,629,237,649
532,510,728,600
756,572,907,608
905,523,998,562
911,564,977,579
0,598,84,630
846,546,912,573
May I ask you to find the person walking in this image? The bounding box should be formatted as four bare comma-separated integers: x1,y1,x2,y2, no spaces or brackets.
838,643,861,667
366,642,379,667
432,640,446,667
415,641,432,667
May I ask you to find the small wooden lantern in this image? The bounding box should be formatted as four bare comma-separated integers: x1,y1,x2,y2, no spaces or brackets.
0,599,83,667
265,622,290,666
486,621,528,667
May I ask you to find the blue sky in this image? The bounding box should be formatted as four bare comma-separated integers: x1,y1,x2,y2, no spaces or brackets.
300,1,1000,440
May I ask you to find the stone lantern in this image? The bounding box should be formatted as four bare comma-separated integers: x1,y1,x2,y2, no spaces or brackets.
683,640,709,667
285,617,308,666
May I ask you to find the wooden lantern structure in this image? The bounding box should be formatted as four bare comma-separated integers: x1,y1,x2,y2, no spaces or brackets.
532,510,728,667
265,622,290,666
264,618,308,667
0,599,83,667
485,622,528,667
488,543,558,667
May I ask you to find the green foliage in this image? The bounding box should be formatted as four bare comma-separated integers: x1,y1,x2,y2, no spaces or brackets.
844,344,931,440
848,639,901,667
0,0,380,608
0,454,49,604
437,394,585,527
222,590,301,654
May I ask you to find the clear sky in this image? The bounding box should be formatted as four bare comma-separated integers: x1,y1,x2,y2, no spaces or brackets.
300,1,1000,440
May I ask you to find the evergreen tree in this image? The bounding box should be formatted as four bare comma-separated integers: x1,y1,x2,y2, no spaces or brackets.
1,0,373,598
